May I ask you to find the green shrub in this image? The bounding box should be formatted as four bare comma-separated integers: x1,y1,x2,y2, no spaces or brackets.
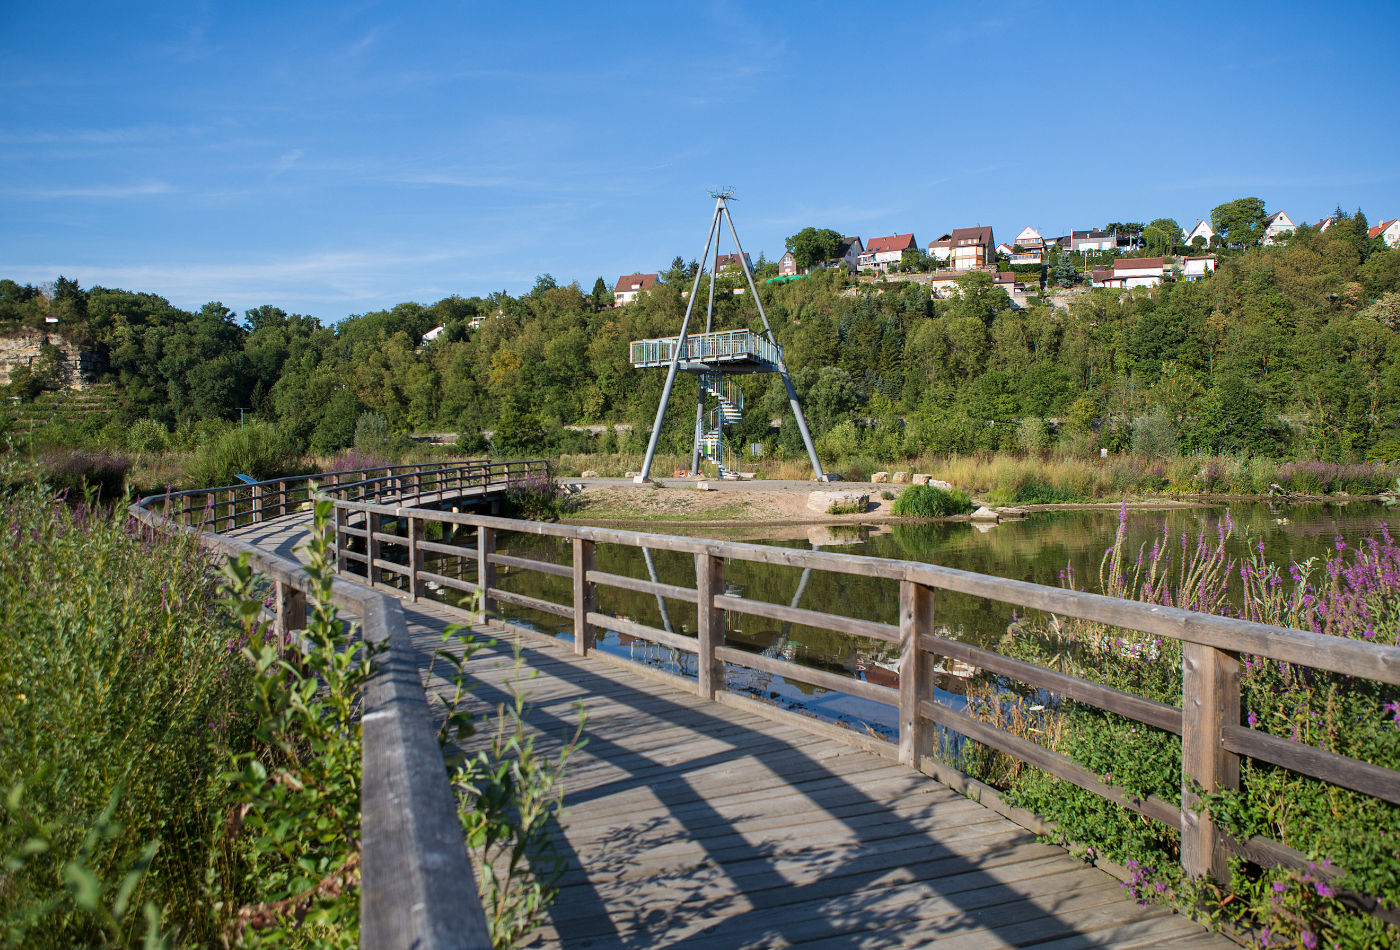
185,421,302,487
891,483,974,517
0,486,255,945
33,449,131,502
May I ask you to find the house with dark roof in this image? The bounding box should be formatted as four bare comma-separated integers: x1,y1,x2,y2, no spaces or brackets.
859,233,918,271
1369,219,1400,248
1070,229,1115,252
777,236,863,276
613,273,659,306
948,226,995,271
714,252,753,273
1262,211,1296,245
927,233,954,263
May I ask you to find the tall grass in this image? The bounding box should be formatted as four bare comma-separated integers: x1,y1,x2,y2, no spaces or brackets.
0,484,256,946
961,510,1400,948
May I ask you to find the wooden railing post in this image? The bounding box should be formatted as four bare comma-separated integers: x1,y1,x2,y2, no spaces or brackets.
1181,642,1241,882
899,579,935,769
697,551,725,700
408,516,425,602
252,484,264,523
274,580,307,645
333,503,346,573
367,510,382,587
278,479,287,516
477,525,495,625
572,538,596,656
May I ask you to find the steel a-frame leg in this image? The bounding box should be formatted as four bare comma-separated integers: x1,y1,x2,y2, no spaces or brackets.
721,203,829,481
636,199,723,483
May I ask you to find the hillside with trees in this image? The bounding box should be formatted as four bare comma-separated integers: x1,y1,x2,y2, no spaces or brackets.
3,209,1400,468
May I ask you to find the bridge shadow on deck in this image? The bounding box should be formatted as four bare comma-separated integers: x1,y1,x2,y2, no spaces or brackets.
397,601,1221,950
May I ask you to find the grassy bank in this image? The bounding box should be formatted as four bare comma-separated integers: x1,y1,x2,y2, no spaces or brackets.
551,451,1400,502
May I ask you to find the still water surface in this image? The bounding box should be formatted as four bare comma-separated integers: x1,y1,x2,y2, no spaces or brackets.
422,501,1393,738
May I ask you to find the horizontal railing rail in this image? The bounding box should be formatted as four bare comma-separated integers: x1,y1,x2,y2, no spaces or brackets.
134,458,550,533
629,328,781,368
329,500,1400,922
127,459,547,948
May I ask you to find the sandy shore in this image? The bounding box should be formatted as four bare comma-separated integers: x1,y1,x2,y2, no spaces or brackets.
558,477,1218,529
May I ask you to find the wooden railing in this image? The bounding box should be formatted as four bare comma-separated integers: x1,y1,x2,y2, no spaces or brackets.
129,459,548,950
145,458,550,533
330,499,1400,920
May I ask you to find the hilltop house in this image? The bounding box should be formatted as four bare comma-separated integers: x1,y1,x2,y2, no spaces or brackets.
995,241,1014,257
1180,255,1216,280
947,226,995,271
859,233,918,271
1262,211,1296,245
1014,226,1044,250
613,273,659,305
1369,219,1400,247
777,236,863,276
715,252,753,273
1093,256,1164,289
927,233,954,263
1070,229,1115,252
1183,219,1215,247
1316,217,1335,232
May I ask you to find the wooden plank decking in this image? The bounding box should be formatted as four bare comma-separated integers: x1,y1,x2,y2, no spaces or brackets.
231,516,1233,948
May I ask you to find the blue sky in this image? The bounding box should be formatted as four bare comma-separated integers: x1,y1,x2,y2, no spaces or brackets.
2,1,1398,320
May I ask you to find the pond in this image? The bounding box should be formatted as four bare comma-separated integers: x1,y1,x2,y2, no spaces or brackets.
412,500,1395,740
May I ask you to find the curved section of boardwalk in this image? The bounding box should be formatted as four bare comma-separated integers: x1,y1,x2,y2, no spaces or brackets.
231,516,1230,948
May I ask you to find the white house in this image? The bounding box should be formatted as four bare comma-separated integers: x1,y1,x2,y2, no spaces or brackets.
1183,219,1215,247
859,233,917,271
995,242,1014,257
1094,256,1164,289
779,236,864,276
1180,255,1216,281
1070,229,1115,252
1369,219,1400,248
613,273,659,306
1010,248,1043,266
421,325,446,343
1014,226,1044,250
1261,211,1296,245
1315,217,1335,232
927,233,953,263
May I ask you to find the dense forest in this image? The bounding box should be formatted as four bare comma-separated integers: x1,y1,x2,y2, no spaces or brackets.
3,209,1400,465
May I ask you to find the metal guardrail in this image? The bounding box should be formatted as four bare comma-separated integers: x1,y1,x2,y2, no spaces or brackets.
629,329,780,368
129,458,549,949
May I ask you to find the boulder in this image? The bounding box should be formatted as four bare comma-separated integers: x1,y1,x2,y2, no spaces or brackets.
930,479,953,491
892,471,909,483
970,506,999,522
696,481,713,491
911,474,931,486
871,471,890,483
807,490,869,514
580,470,599,478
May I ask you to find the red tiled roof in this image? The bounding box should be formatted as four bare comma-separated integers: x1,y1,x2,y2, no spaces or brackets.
614,273,659,293
1112,256,1164,272
1369,220,1398,239
866,233,916,254
715,252,750,269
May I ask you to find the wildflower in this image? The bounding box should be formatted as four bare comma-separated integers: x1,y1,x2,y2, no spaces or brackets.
1248,712,1259,727
1272,881,1288,893
1302,931,1317,949
1314,881,1334,898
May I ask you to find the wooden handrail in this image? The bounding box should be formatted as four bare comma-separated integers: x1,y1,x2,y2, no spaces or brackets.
328,494,1400,908
126,460,557,948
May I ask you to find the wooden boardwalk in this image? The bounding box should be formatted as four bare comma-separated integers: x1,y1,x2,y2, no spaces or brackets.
231,515,1232,949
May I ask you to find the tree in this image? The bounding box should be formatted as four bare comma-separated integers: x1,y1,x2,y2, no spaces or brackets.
1211,197,1268,246
1145,218,1181,255
591,277,612,310
662,256,698,285
784,228,844,270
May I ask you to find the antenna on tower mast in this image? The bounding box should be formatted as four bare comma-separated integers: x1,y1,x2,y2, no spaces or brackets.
707,186,736,200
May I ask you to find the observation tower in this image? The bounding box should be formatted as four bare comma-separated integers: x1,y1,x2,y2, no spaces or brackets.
629,192,828,482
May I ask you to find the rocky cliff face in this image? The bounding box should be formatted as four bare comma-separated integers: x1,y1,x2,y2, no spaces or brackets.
0,329,103,389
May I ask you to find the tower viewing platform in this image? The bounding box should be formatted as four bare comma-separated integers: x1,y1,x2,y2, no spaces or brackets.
629,328,780,373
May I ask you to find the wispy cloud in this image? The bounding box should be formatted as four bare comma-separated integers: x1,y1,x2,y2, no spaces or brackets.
1158,170,1398,191
8,181,176,199
273,148,304,172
